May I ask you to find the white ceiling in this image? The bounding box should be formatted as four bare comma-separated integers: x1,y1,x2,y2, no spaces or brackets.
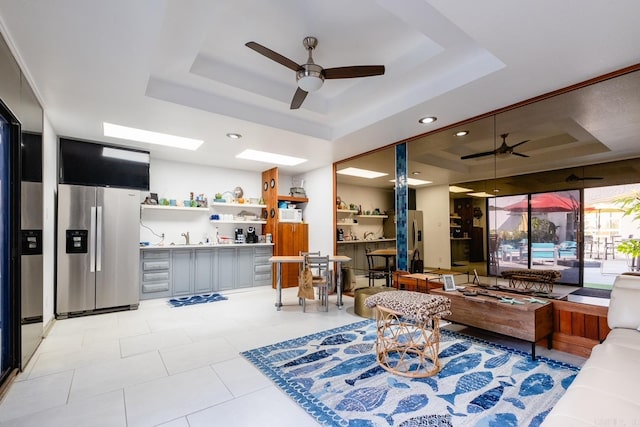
1,0,639,177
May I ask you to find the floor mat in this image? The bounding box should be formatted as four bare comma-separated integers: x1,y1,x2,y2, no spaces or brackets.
167,293,228,307
570,288,611,298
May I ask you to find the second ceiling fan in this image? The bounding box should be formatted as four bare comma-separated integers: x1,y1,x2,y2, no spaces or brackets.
246,36,385,109
461,133,531,160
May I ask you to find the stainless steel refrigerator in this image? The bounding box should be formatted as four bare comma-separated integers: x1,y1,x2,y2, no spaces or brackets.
383,210,424,256
408,210,424,258
57,184,140,317
21,181,43,322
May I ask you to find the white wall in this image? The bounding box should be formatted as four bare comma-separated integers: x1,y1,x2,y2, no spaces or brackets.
336,183,394,240
417,184,451,269
141,159,264,244
298,166,334,255
42,114,56,330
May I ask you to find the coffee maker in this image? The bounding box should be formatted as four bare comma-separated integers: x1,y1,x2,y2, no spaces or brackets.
234,228,245,244
246,226,258,243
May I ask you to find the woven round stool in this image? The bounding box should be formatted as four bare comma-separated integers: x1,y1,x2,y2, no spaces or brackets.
354,287,396,318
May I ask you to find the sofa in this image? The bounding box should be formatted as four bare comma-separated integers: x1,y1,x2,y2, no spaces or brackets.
542,273,640,426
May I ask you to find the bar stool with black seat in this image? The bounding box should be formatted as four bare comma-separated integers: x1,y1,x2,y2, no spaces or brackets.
365,247,387,287
299,255,331,312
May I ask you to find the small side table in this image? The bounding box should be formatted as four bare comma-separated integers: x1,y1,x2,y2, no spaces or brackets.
365,291,451,378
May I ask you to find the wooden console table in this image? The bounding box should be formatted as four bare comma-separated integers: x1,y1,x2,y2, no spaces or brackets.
395,269,469,292
431,287,553,359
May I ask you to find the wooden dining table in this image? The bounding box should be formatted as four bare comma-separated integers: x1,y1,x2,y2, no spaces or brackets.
268,255,351,311
366,248,415,286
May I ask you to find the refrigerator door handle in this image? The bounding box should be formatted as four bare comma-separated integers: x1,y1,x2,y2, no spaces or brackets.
90,206,96,272
412,219,416,248
96,206,103,272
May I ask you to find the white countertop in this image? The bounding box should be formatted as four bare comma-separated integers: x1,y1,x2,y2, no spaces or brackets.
140,243,274,250
337,238,396,244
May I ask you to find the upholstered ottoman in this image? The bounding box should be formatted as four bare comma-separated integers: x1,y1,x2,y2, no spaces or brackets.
354,286,396,318
365,291,451,378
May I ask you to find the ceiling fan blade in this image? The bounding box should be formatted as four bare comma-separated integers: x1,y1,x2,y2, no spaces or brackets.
290,87,308,110
566,173,603,182
510,139,530,149
323,65,385,79
461,150,497,160
511,152,529,158
245,41,300,72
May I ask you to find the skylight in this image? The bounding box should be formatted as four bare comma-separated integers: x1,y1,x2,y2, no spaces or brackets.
337,167,388,179
103,122,204,150
390,178,433,186
236,149,307,166
449,185,473,193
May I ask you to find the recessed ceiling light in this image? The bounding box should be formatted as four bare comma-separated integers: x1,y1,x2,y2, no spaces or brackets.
449,185,473,193
337,167,388,179
418,116,437,124
236,149,306,166
103,122,203,150
467,192,495,198
455,130,469,137
412,171,421,175
226,133,242,139
390,178,433,186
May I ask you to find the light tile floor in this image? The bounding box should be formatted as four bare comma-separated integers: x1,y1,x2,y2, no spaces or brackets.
0,283,586,427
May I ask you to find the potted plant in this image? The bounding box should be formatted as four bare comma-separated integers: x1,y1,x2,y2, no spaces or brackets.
617,239,640,271
615,192,640,271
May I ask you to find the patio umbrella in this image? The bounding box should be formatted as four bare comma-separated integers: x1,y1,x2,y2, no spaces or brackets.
585,202,624,234
504,193,579,213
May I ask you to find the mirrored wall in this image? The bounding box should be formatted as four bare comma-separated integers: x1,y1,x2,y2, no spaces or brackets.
335,65,640,288
0,30,44,382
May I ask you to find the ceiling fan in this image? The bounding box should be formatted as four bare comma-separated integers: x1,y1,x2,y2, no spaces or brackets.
245,36,385,109
565,173,603,182
460,133,531,160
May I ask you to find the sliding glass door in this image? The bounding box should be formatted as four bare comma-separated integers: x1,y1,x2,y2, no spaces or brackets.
488,190,580,285
583,184,640,289
0,110,7,379
0,102,20,388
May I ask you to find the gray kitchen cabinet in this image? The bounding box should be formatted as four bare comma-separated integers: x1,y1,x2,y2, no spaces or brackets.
172,250,193,295
337,244,357,273
216,247,236,291
356,244,371,273
253,246,273,286
194,249,214,293
140,245,274,300
337,241,396,276
140,250,171,299
236,247,254,288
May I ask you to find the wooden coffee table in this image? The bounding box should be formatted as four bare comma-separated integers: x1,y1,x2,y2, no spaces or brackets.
431,286,553,359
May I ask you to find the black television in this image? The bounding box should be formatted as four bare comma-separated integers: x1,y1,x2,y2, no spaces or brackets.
59,137,150,191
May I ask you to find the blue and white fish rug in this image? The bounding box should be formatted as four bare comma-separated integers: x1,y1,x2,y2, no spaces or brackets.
167,293,227,307
241,320,579,427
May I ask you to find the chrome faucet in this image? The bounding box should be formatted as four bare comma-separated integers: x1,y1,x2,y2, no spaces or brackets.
364,231,375,240
181,232,190,245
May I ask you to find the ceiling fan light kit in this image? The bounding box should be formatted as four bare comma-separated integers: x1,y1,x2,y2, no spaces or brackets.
297,66,324,92
246,36,384,109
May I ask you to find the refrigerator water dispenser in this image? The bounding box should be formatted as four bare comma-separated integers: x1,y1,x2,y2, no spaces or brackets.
66,230,88,254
